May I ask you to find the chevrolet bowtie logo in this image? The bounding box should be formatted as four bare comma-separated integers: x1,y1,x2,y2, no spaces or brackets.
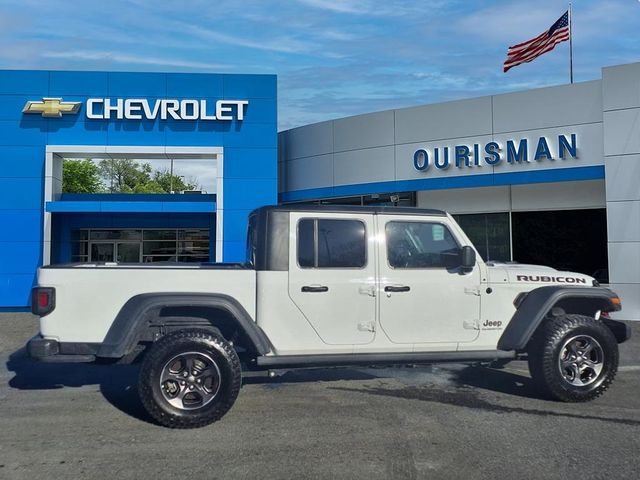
22,98,82,118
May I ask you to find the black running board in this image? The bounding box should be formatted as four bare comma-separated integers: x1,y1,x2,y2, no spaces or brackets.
256,350,516,369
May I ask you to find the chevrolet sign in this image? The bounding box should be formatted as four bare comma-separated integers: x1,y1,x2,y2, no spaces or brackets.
22,98,82,118
22,97,249,121
86,98,248,121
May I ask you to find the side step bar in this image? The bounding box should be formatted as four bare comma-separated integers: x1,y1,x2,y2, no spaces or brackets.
256,350,516,369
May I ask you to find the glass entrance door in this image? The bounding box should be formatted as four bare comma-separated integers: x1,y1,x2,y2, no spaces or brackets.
80,229,210,263
116,242,141,262
89,242,141,262
90,242,115,262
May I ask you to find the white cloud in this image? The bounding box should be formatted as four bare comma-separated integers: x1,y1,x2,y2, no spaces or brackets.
296,0,446,16
296,0,363,14
42,50,229,70
183,23,316,54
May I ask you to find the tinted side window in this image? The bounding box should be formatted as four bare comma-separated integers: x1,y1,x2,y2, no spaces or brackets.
386,221,460,268
317,219,366,268
297,218,366,268
297,219,315,268
246,213,258,266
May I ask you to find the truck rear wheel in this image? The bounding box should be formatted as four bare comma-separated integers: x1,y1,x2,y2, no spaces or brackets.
527,314,618,402
138,329,242,428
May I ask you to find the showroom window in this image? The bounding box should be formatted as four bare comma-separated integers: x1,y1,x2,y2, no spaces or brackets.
297,219,366,268
512,209,608,280
72,229,210,263
385,221,460,268
453,213,511,262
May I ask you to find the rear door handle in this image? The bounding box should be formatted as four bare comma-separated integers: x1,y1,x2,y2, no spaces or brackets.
301,285,329,293
384,285,410,293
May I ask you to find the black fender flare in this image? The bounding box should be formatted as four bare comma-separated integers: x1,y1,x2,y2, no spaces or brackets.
497,286,622,351
96,293,272,358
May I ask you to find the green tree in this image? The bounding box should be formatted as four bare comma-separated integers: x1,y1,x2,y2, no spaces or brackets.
152,168,198,193
62,159,103,193
97,159,200,193
98,159,153,193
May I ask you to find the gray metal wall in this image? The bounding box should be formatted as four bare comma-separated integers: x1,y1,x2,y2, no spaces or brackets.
603,63,640,321
279,80,604,193
279,62,640,321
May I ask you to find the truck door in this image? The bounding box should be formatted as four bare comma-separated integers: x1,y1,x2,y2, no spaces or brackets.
288,212,376,345
377,215,481,346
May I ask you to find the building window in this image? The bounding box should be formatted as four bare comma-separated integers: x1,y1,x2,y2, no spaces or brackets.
72,229,210,263
297,219,366,268
289,192,416,207
512,209,608,280
385,221,460,268
453,213,511,262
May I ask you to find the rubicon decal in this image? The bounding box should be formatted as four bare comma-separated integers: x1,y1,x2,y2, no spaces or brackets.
516,275,587,284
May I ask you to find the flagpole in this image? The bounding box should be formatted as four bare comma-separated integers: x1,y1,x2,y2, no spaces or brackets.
569,2,574,83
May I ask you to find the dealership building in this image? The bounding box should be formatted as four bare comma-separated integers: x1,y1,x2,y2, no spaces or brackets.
1,62,639,320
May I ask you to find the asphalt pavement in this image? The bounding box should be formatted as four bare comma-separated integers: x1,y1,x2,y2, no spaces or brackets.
1,313,639,480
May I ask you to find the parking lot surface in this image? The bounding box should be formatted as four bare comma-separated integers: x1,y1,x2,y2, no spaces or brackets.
1,314,639,480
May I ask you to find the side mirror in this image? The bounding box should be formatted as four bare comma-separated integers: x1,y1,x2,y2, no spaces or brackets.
460,246,476,270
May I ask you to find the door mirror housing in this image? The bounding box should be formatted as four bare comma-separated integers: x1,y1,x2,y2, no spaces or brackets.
460,246,476,270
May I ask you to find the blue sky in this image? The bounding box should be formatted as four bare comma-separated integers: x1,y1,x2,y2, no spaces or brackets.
0,0,639,130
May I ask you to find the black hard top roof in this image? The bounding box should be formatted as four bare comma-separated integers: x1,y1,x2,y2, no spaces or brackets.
255,205,447,217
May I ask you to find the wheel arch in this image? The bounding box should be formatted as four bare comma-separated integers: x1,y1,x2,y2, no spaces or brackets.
498,286,623,351
96,293,273,359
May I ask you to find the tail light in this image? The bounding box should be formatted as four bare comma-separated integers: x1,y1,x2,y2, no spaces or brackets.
31,287,56,317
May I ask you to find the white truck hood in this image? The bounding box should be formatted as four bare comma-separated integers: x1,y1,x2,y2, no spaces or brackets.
487,262,595,286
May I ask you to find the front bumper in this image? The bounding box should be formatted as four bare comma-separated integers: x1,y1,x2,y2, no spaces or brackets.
27,335,97,363
602,318,633,344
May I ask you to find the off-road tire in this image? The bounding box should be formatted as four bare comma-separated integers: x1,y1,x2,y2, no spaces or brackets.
527,314,618,402
138,329,242,428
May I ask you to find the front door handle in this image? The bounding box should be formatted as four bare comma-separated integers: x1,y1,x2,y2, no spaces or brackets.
384,285,410,293
301,285,329,293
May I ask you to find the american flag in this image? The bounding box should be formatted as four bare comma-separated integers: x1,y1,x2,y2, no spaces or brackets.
503,11,570,72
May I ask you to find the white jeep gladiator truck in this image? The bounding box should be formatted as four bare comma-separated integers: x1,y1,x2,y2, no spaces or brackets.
27,206,631,428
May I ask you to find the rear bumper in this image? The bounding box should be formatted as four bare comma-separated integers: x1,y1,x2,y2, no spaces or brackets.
27,335,97,363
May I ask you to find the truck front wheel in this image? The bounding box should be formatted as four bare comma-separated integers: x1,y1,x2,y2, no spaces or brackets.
138,329,242,428
527,314,618,402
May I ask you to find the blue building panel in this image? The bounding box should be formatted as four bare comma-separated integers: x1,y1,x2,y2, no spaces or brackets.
0,69,278,307
166,73,224,98
0,70,49,95
163,120,225,146
240,99,278,125
223,178,277,210
0,242,41,274
0,120,48,146
222,74,277,99
224,147,278,179
0,95,48,122
49,71,109,96
0,146,46,178
0,210,42,242
222,209,255,242
107,120,166,145
221,241,247,263
224,123,278,148
48,119,109,145
0,178,44,209
0,274,36,307
108,72,167,97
